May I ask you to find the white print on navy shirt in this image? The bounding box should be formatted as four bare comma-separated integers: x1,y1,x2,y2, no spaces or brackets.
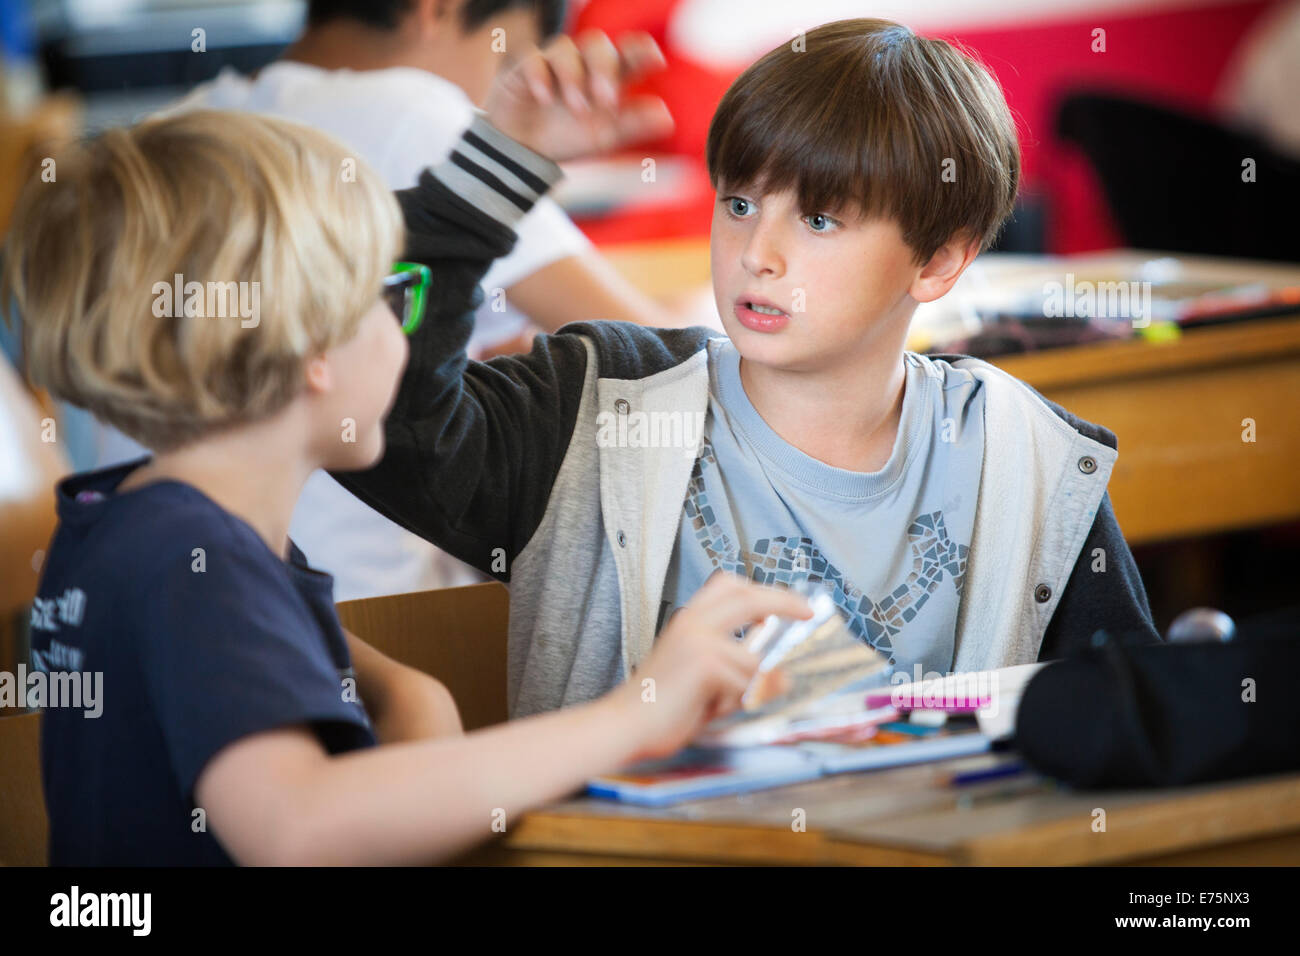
14,589,102,718
30,586,87,631
50,886,151,936
30,635,84,671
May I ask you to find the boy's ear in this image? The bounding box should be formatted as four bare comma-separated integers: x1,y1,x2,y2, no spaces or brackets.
910,232,982,304
303,354,333,395
416,0,453,32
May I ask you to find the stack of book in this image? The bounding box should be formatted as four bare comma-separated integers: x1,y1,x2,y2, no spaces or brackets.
589,587,1046,806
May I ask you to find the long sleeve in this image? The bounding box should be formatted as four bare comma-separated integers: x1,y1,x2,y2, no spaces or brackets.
330,114,592,578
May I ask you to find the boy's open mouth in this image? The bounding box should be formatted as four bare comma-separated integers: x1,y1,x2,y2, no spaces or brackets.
735,296,790,333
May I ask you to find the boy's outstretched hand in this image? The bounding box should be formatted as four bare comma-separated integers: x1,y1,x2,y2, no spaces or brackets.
484,29,674,163
612,573,813,763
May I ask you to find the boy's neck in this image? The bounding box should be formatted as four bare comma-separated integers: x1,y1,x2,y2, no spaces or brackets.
283,22,431,75
116,426,316,562
737,347,909,474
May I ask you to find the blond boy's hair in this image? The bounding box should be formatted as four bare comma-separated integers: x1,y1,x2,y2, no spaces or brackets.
2,109,404,451
707,18,1021,265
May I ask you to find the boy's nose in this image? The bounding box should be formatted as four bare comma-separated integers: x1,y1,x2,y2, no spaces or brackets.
741,223,785,278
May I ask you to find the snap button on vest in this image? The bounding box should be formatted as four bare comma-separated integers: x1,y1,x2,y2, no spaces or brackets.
1034,584,1052,603
614,398,630,415
1078,455,1097,474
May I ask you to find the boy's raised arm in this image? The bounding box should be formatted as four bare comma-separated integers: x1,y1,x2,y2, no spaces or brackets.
331,115,592,577
331,31,673,578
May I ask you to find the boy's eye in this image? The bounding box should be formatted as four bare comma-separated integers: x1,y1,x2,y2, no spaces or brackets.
723,196,754,218
803,213,839,233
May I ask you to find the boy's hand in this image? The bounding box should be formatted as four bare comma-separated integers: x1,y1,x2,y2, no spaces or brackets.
610,574,812,762
484,29,674,163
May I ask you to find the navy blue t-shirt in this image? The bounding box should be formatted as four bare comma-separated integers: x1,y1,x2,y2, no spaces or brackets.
32,459,377,866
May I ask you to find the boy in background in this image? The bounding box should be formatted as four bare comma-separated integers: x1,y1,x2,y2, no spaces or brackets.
4,37,807,864
335,18,1162,720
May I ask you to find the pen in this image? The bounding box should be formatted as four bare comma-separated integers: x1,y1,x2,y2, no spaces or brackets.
947,760,1027,786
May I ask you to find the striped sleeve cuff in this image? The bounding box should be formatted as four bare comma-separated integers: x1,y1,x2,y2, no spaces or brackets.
430,111,564,230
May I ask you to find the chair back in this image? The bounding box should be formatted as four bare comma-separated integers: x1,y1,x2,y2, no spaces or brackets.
0,712,47,866
1056,90,1300,260
336,582,510,732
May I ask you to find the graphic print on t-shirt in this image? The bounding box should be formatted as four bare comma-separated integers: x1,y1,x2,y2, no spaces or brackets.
681,436,969,657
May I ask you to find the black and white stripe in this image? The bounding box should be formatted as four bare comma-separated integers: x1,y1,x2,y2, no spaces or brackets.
433,111,563,229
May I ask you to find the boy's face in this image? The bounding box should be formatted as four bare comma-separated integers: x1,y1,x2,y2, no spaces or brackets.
311,298,409,471
709,184,924,374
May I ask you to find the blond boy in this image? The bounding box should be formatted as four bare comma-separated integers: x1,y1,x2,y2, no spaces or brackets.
3,36,808,865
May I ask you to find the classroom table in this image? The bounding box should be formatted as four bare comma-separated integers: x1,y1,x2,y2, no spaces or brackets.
602,243,1300,546
991,309,1300,547
457,756,1300,866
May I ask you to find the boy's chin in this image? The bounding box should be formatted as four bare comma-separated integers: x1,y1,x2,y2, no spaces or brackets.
726,321,867,375
727,326,812,371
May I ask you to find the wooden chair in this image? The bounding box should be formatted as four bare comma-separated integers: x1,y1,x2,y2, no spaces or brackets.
336,582,510,732
1,98,79,675
0,712,46,866
0,97,87,867
0,359,70,677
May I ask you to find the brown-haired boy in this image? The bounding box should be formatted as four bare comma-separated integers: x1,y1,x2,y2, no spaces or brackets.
336,17,1162,720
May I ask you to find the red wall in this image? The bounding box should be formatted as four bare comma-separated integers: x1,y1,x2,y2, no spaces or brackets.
571,0,1284,252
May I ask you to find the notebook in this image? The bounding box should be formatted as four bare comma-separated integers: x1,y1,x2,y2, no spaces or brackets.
588,714,992,806
586,745,825,807
588,594,1040,806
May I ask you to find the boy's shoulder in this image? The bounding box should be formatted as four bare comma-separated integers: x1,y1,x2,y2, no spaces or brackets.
174,61,474,132
31,462,312,676
554,320,717,381
44,460,288,589
925,351,1118,451
35,461,337,677
532,331,1117,451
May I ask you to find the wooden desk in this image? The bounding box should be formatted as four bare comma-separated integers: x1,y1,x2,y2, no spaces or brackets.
603,242,1300,546
461,758,1300,866
992,315,1300,546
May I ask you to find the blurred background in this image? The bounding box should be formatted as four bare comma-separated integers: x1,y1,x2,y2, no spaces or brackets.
6,0,1297,250
2,0,1298,666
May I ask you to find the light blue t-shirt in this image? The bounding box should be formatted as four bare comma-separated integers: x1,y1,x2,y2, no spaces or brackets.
659,343,986,678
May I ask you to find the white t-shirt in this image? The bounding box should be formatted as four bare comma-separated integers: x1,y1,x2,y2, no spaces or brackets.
168,61,593,350
99,62,592,601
